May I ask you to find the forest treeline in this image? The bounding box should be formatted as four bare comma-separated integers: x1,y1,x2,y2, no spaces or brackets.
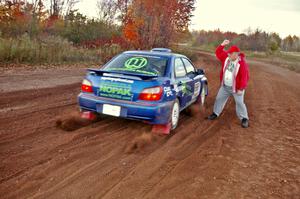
191,29,300,53
0,0,195,63
0,0,299,65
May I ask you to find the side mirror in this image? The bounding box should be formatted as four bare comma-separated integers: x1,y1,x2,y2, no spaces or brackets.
196,68,205,75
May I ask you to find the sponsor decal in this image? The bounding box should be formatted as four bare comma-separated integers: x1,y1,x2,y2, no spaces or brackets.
106,57,158,76
182,82,193,96
101,77,134,84
107,67,158,76
193,82,201,99
164,86,173,97
97,81,133,100
124,57,148,70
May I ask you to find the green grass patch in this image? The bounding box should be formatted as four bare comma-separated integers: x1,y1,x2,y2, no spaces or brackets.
0,35,122,66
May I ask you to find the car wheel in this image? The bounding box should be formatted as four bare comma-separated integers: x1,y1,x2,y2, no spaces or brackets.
171,99,180,130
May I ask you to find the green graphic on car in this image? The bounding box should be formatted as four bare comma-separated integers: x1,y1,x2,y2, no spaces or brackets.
181,82,193,96
97,81,133,100
124,57,148,69
106,57,158,76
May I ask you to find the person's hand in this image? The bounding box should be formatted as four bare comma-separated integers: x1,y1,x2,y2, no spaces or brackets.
237,90,244,96
221,40,230,46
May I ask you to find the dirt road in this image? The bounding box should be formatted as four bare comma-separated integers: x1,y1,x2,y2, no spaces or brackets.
0,53,299,199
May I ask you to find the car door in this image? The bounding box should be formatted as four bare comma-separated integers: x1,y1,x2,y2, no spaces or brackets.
181,57,201,103
173,58,193,108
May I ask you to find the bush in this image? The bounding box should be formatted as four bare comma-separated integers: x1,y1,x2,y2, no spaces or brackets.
0,34,102,64
98,43,123,63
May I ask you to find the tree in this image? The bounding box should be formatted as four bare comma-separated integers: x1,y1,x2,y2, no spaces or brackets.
0,0,32,36
282,35,294,51
267,32,281,53
97,0,117,25
292,35,300,51
190,29,300,53
121,0,195,48
49,0,79,18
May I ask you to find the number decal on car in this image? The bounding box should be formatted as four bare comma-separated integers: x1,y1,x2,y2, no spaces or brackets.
193,82,201,99
164,86,173,97
125,57,148,69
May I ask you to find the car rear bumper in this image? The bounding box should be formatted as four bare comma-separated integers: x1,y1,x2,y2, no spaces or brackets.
78,93,173,124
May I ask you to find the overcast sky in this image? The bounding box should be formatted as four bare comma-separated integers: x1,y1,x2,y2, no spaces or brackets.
75,0,300,37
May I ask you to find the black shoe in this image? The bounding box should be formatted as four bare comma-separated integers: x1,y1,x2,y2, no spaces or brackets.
207,113,218,120
241,118,249,128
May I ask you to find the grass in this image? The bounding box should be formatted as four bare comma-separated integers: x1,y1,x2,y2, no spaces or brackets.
0,35,122,66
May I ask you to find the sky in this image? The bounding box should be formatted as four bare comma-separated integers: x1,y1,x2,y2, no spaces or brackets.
75,0,300,37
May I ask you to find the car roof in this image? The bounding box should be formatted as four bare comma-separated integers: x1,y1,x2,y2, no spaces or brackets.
123,50,187,59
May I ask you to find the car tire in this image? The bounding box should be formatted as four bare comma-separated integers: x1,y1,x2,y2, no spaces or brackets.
170,99,180,130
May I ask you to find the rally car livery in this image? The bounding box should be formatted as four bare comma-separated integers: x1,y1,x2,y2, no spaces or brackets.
78,48,208,130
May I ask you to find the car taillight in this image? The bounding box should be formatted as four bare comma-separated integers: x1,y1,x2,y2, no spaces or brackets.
81,79,93,93
138,86,163,101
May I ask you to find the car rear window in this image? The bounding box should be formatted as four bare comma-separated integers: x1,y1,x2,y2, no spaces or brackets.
103,54,168,76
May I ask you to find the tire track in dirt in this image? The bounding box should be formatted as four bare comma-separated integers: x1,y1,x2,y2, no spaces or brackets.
140,114,234,198
0,53,222,199
99,94,234,199
1,52,299,199
28,115,175,198
141,58,300,199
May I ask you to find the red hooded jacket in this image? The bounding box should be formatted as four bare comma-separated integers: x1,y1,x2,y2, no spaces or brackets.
215,45,249,92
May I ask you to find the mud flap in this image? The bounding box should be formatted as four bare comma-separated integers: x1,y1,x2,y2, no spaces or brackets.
196,80,208,105
151,123,171,135
80,111,97,121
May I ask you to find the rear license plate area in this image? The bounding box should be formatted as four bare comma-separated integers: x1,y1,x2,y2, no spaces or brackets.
102,104,121,117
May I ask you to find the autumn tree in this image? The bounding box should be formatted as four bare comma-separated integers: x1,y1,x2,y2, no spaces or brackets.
282,35,296,51
97,0,118,25
121,0,195,49
190,29,300,52
0,0,31,36
49,0,79,19
267,33,281,53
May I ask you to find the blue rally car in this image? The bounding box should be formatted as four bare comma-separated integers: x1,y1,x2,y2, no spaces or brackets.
78,48,208,130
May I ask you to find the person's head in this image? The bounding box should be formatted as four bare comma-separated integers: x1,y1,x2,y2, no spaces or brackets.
227,46,240,61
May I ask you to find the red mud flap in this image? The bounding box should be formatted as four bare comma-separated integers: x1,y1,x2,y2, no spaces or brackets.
80,111,97,121
151,123,171,135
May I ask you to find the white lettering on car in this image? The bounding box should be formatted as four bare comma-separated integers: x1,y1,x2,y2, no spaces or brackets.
101,77,134,84
173,84,179,92
164,87,173,97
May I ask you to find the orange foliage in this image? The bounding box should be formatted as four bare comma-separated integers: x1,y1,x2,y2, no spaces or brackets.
0,0,48,36
121,0,195,48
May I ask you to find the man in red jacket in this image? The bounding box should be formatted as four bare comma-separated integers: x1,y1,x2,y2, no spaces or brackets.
207,39,249,128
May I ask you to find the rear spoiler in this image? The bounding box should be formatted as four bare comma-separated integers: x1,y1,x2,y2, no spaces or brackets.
87,68,158,80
